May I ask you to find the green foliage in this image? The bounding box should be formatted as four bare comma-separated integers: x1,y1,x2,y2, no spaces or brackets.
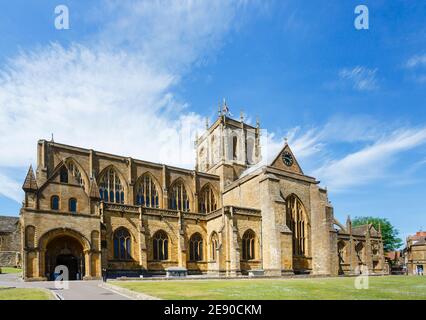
352,216,403,252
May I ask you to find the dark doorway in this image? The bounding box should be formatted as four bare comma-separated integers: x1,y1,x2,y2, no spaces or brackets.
56,254,79,280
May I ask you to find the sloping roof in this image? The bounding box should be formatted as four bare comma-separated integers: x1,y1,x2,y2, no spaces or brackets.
352,225,368,236
22,165,38,191
352,224,379,236
0,216,19,233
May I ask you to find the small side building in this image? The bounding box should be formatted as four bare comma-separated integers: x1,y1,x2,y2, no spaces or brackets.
0,216,21,268
404,231,426,275
333,217,385,275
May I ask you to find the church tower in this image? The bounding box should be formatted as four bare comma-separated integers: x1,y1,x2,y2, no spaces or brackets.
195,100,261,189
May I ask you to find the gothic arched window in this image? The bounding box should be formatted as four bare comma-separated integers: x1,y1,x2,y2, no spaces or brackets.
51,195,59,210
99,168,125,204
210,232,219,261
168,180,190,212
242,230,255,260
135,174,159,208
286,194,309,256
153,230,168,261
113,228,131,260
199,184,217,213
189,233,203,261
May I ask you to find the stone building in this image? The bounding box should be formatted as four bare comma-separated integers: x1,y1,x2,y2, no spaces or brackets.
333,218,385,275
403,231,426,275
20,109,385,281
0,216,21,267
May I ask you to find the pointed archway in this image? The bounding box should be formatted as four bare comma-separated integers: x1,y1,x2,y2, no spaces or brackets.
45,235,84,280
38,228,95,281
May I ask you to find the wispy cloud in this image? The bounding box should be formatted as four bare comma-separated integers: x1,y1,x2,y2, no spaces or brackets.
405,54,426,84
338,66,378,91
406,54,426,68
0,172,22,203
312,128,426,191
258,115,426,192
0,1,260,202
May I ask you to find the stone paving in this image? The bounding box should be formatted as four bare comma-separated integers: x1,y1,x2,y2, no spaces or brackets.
0,273,129,300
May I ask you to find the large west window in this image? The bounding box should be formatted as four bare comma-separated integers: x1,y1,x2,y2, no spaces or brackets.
113,228,131,260
168,181,190,212
135,174,159,208
99,168,125,204
286,194,309,256
153,230,168,261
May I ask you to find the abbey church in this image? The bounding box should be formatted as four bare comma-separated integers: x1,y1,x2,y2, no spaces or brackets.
19,106,385,280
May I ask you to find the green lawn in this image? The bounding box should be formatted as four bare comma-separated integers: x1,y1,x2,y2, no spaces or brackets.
0,267,22,274
110,276,426,300
0,287,52,300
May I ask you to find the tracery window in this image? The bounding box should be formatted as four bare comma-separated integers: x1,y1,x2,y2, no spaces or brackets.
113,228,131,260
189,233,203,261
135,174,159,208
153,230,168,261
65,159,86,189
99,168,125,204
286,194,308,256
199,184,217,213
242,230,255,260
168,180,190,212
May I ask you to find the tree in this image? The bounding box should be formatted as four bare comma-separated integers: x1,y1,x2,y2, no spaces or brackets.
352,216,403,252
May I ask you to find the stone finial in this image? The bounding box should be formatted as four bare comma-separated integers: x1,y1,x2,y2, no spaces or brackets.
240,111,244,122
256,117,260,129
346,215,352,231
284,137,288,145
205,117,209,129
89,177,101,200
22,165,38,192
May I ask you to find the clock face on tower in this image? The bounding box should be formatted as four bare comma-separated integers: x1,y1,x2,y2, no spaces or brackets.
282,151,293,167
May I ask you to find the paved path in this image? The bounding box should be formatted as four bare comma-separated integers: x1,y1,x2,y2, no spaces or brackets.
0,273,129,300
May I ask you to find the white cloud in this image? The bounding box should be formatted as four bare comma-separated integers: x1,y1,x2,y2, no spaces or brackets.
0,172,22,203
405,54,426,84
406,54,426,68
312,128,426,191
0,1,258,202
338,66,378,91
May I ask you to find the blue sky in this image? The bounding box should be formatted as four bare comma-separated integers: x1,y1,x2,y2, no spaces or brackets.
0,1,425,244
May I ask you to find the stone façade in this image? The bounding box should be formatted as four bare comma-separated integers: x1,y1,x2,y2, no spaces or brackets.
19,112,386,280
